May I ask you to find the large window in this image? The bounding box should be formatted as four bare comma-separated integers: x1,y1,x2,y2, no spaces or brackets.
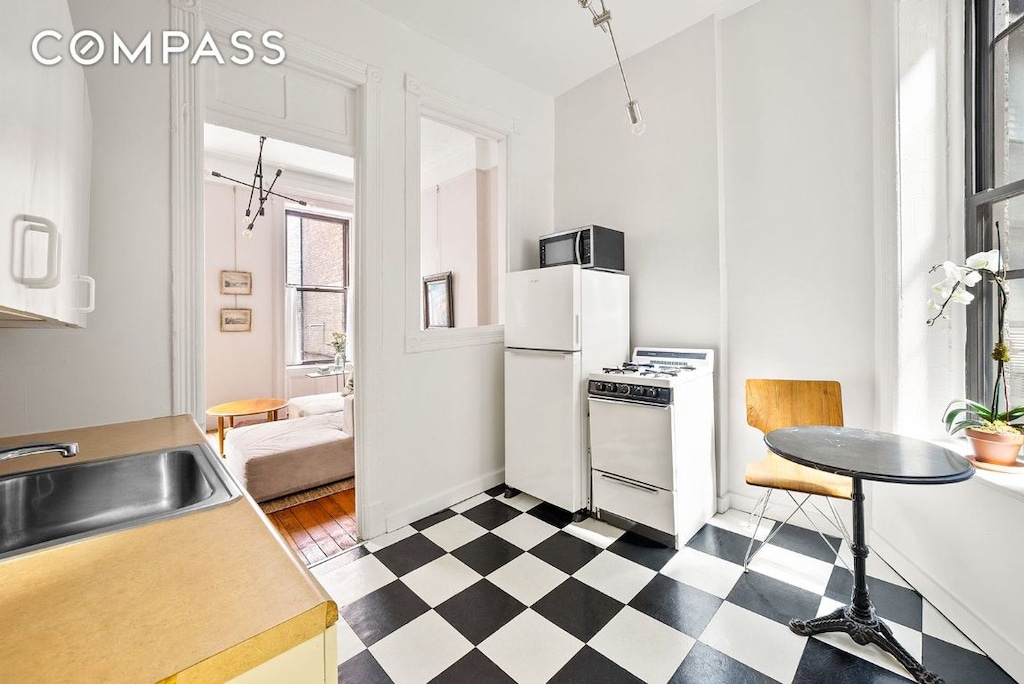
967,0,1024,404
285,210,349,365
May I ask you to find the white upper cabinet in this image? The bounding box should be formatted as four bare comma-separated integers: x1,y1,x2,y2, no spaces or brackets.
0,0,93,328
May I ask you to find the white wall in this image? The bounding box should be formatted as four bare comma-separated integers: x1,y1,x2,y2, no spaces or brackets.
0,0,172,435
721,0,875,507
555,18,723,353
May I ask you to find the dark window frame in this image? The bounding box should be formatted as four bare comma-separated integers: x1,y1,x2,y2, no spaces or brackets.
965,0,1024,402
285,209,350,366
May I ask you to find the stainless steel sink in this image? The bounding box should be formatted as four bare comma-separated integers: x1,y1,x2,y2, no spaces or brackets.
0,444,240,560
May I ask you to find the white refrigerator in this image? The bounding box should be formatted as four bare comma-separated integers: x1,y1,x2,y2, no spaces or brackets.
504,265,629,516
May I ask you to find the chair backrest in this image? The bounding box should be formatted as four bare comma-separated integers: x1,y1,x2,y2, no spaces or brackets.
745,379,844,435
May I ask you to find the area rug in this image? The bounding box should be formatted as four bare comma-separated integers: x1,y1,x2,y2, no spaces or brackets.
259,477,355,514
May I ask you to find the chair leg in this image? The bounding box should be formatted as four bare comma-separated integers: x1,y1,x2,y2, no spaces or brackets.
743,489,773,573
787,491,851,573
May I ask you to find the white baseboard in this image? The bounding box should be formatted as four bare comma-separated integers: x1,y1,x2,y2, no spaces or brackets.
716,493,732,514
727,490,852,538
384,469,505,532
871,531,1024,681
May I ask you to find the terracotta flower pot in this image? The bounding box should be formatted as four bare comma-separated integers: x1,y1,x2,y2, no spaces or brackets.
965,427,1024,466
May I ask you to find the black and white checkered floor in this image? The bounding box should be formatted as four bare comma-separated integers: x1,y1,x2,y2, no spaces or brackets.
312,486,1014,683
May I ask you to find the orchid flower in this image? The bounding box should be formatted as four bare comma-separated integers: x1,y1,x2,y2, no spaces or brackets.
966,249,1001,272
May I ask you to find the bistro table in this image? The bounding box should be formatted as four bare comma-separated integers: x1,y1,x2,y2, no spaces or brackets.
764,426,974,684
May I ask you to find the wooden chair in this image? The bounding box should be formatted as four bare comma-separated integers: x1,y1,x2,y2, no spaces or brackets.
743,379,853,572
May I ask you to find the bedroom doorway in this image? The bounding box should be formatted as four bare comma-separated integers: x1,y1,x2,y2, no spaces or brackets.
202,123,360,565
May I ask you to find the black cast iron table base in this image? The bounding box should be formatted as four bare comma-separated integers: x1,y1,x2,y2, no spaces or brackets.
790,605,942,684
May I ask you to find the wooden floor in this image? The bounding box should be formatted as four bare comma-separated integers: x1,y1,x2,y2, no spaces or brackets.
266,490,359,566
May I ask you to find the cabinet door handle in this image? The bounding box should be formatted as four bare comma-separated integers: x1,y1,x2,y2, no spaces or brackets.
74,275,95,313
600,473,659,494
18,215,62,289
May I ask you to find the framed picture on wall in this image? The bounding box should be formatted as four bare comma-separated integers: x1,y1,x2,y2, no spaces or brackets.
423,271,454,329
220,270,252,295
220,308,252,332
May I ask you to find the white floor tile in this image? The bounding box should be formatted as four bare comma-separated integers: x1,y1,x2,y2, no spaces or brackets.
492,513,559,551
573,551,656,604
812,597,917,680
478,609,583,683
486,552,569,606
364,525,417,553
699,602,807,683
421,515,488,552
503,492,543,511
401,555,482,607
313,554,397,607
708,509,775,541
335,618,366,665
590,606,695,683
747,543,836,595
565,517,626,549
369,611,473,684
659,547,744,599
451,492,491,513
922,600,982,653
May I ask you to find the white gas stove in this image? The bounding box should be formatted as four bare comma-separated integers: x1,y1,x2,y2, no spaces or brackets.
587,347,716,549
588,348,714,403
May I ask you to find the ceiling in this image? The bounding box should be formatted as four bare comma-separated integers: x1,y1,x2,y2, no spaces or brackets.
356,0,763,96
203,124,355,182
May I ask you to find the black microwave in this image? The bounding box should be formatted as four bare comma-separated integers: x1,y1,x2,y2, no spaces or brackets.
539,225,625,272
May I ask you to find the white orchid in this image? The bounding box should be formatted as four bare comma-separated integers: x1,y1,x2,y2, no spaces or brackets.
951,289,975,305
966,249,1001,272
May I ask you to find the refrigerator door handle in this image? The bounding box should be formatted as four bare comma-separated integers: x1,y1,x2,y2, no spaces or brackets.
574,314,580,347
506,348,574,356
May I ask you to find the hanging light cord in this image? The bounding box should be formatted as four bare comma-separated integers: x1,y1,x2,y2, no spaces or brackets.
578,0,643,133
604,13,633,104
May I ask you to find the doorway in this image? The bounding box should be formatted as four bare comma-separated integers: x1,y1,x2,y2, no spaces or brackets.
202,123,360,565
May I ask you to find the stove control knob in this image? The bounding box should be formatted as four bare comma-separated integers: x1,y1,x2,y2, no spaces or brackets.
596,382,607,392
632,385,646,396
617,384,630,395
646,388,658,398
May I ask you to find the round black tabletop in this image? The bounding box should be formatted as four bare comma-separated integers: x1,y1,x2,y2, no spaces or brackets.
764,426,975,484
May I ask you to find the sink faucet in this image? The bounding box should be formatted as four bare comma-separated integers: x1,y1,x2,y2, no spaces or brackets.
0,442,79,462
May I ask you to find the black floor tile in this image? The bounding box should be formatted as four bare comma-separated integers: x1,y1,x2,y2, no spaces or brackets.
922,634,1017,684
485,484,507,497
338,650,394,684
340,580,430,647
606,530,677,571
528,501,574,528
461,498,522,530
529,531,603,575
451,532,524,576
824,567,922,630
686,524,753,566
726,570,822,626
532,578,625,642
671,641,779,684
372,533,446,577
792,638,906,684
435,579,527,645
411,508,458,531
429,649,515,683
629,574,722,639
767,522,841,563
549,646,644,684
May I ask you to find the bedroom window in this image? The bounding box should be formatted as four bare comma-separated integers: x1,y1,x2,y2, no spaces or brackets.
285,210,350,365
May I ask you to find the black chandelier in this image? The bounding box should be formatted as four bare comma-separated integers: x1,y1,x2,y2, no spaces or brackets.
210,135,308,237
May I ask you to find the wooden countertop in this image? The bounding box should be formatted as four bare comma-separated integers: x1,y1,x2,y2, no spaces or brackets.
0,416,338,683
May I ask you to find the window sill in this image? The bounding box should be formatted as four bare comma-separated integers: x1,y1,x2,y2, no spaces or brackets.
927,435,1024,503
405,324,504,353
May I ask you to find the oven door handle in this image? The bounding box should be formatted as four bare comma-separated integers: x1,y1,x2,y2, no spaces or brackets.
588,397,672,410
599,473,660,494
